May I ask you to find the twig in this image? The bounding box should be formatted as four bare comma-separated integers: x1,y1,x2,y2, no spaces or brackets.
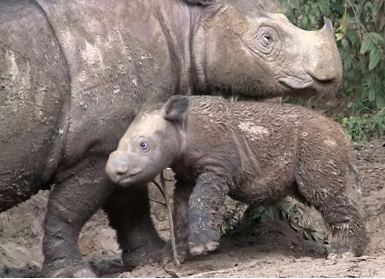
149,198,167,207
152,179,165,198
160,170,181,268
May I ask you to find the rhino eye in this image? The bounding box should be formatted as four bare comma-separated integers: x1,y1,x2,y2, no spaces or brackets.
140,141,148,150
262,33,272,45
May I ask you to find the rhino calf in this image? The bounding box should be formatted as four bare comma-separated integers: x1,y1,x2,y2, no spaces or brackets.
106,95,367,261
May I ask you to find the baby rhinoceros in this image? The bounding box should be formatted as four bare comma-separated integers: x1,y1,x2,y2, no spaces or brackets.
105,95,367,262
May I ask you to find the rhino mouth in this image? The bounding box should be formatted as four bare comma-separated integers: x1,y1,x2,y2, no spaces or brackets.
278,76,313,90
279,74,335,92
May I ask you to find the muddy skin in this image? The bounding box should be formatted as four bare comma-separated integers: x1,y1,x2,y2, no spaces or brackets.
1,0,342,276
106,95,367,264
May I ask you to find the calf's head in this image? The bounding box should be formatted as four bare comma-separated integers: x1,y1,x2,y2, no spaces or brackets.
105,96,189,186
186,0,342,101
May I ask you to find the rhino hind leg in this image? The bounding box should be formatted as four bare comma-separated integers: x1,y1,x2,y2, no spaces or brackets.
187,172,229,256
103,184,165,270
295,162,367,259
42,161,113,278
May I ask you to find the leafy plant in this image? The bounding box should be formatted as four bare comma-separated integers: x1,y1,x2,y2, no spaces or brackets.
280,200,328,245
220,202,247,235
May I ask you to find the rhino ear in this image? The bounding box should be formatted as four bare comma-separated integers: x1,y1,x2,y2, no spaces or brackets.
163,95,189,122
183,0,218,6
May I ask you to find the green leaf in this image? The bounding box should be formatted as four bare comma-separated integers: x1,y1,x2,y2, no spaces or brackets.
360,34,373,54
300,15,309,29
376,93,385,109
335,32,344,41
281,201,294,213
368,87,376,102
329,2,345,14
314,6,321,18
308,14,317,27
369,47,381,70
264,209,274,219
342,117,349,126
369,32,385,47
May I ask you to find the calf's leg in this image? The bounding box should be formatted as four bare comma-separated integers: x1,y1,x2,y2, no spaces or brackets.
188,172,229,256
295,148,367,258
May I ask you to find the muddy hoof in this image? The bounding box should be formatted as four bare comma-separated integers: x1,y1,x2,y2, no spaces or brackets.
122,244,164,270
189,240,219,256
42,263,97,278
327,250,356,260
188,229,220,256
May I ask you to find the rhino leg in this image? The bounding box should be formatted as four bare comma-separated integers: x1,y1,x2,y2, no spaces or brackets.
42,161,112,278
295,159,367,259
188,172,229,256
103,184,165,270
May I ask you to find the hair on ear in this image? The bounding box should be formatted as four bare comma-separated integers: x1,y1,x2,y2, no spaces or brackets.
163,95,189,122
183,0,216,6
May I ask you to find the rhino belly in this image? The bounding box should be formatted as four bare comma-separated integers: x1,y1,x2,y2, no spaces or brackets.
0,0,70,212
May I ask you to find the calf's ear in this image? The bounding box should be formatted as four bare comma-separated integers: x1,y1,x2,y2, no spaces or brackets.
182,0,219,6
163,95,189,122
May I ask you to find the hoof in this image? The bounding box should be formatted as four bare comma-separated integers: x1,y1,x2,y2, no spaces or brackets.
42,263,97,278
188,226,220,256
189,239,219,256
327,250,356,260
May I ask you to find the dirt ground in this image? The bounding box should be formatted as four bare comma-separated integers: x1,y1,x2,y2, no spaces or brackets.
0,138,384,278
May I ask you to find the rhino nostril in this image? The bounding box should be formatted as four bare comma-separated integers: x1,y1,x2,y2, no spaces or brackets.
116,170,127,176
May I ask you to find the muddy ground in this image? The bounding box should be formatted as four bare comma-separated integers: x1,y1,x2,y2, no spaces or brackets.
0,138,384,278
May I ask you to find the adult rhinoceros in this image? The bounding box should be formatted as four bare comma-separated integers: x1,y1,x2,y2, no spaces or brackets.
0,0,342,277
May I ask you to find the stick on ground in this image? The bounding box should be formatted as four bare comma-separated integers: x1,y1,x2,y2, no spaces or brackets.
159,170,181,267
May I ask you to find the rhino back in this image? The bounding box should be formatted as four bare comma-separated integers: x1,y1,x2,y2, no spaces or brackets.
0,0,70,211
184,97,344,204
34,0,181,162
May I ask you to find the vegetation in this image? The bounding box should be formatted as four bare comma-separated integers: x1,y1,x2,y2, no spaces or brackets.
280,0,385,142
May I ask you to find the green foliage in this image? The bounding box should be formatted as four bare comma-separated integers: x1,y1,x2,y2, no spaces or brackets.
341,105,385,141
220,202,246,235
280,200,328,245
279,0,385,141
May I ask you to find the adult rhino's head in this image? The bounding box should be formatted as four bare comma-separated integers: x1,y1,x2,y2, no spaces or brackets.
186,0,342,101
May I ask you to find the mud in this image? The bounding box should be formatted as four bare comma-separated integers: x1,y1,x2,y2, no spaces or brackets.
0,139,384,278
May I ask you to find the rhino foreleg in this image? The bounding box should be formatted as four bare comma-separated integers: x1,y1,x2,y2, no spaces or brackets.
188,172,229,256
42,161,112,278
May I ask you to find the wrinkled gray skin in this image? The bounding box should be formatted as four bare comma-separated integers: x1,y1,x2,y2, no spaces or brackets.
1,0,342,277
106,95,367,263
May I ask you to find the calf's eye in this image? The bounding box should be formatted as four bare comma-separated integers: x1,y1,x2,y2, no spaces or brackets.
140,141,148,150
